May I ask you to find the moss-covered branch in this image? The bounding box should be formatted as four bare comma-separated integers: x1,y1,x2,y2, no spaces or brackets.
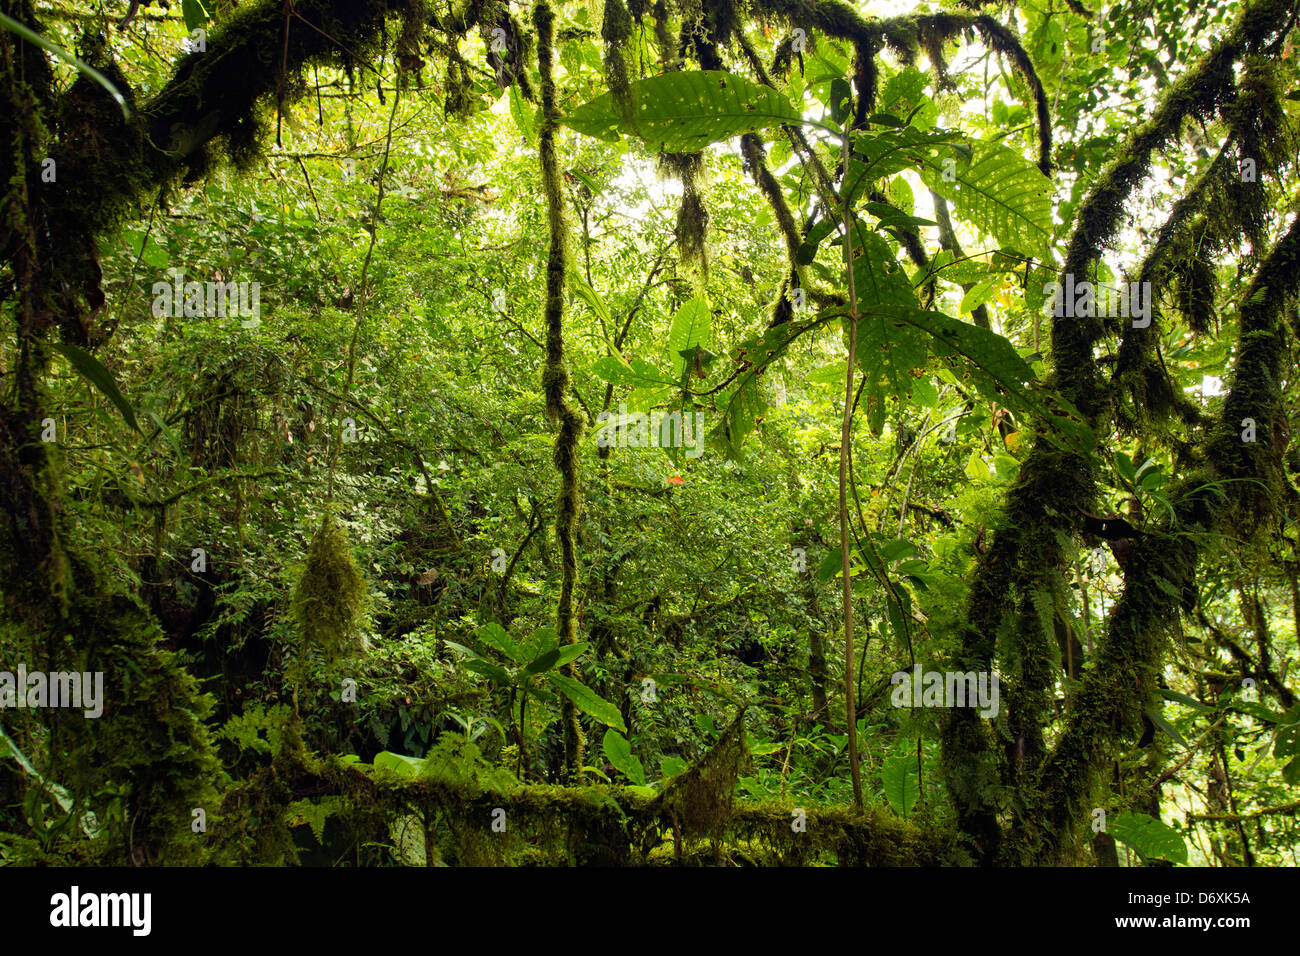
535,1,586,781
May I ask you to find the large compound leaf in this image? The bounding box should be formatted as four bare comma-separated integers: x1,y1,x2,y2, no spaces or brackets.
565,70,800,152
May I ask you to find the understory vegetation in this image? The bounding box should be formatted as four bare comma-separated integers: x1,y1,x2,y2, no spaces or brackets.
2,0,1299,866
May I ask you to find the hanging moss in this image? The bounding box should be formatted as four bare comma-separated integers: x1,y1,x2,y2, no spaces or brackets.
660,151,709,275
603,0,635,122
656,711,746,850
1016,212,1300,864
290,514,372,673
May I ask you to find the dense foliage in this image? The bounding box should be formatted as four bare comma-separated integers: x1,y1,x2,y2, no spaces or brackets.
2,0,1299,866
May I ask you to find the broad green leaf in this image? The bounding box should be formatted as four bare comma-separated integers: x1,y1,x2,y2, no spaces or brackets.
522,648,561,675
1158,688,1214,713
591,355,673,388
816,547,843,583
882,753,920,817
660,755,688,778
1110,812,1187,864
50,342,140,433
461,658,512,686
553,642,587,668
667,297,710,378
508,83,536,145
373,751,425,778
181,0,208,32
564,70,801,152
1274,722,1300,758
550,674,626,732
523,641,587,675
475,622,521,662
921,141,1053,262
807,361,846,386
569,272,610,326
959,279,996,315
876,306,1094,455
602,729,646,785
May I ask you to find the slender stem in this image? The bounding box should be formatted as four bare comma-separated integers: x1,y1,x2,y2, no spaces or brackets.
839,132,864,810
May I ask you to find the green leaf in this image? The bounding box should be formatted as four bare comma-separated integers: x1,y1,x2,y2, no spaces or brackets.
591,355,673,388
875,306,1094,455
50,342,140,433
146,410,182,456
882,753,920,817
550,674,626,732
958,279,995,315
523,641,587,675
181,0,208,32
667,297,710,378
564,70,801,152
569,272,611,327
602,729,646,785
553,642,588,668
1110,812,1187,864
1283,757,1300,786
522,648,561,675
0,12,129,119
920,141,1053,262
1144,707,1189,749
1158,688,1214,713
475,622,521,662
816,547,843,583
660,755,688,779
461,658,512,686
1274,722,1300,758
508,83,536,146
373,751,425,778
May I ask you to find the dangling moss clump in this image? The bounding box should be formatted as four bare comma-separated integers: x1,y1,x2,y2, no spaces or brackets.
291,514,371,673
660,151,709,274
603,0,636,123
656,711,746,851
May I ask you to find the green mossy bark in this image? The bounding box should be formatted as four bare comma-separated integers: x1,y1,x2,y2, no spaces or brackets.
536,1,587,782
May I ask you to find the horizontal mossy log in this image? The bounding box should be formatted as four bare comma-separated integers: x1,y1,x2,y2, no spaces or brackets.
255,751,960,866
